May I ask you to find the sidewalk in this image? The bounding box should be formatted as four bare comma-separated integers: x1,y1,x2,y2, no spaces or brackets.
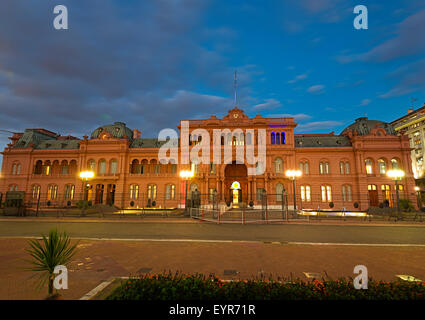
1,237,424,300
0,215,424,227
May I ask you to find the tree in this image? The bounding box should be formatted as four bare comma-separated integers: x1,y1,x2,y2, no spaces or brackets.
26,228,78,297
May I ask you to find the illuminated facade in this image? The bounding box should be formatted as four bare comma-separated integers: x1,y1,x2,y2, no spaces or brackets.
0,107,418,210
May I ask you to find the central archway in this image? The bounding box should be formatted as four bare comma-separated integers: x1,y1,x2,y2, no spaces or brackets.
224,161,248,205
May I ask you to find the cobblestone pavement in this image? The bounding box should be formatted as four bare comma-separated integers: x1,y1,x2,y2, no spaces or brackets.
1,238,425,300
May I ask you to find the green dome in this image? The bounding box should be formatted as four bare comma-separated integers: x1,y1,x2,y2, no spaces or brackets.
91,122,133,140
341,117,396,136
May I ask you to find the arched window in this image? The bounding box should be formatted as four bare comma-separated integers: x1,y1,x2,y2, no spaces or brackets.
319,162,329,174
12,163,21,175
321,185,332,202
47,185,58,200
99,160,106,174
9,184,18,191
281,132,286,144
32,185,41,200
301,185,311,202
34,160,43,175
88,159,96,171
110,160,118,174
391,158,400,169
365,159,373,174
276,133,280,145
271,132,276,145
340,162,345,174
342,185,352,202
276,183,284,201
299,161,309,174
166,184,176,200
345,162,350,174
274,157,283,173
129,184,139,200
147,184,157,200
378,159,387,174
64,184,75,200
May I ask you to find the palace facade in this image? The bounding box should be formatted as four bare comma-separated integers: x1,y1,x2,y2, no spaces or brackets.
0,107,417,211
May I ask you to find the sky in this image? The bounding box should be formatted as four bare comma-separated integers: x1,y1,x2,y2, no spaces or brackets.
1,0,425,165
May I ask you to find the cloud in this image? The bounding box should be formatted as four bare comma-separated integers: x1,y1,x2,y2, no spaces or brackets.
287,73,308,84
296,120,343,132
265,113,312,121
360,99,371,106
338,8,425,63
252,98,282,111
307,85,325,94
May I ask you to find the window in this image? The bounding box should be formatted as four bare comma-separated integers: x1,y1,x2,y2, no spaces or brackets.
301,185,311,202
171,164,177,174
12,163,21,175
99,160,106,174
378,159,386,174
110,160,118,174
365,159,373,174
43,164,51,176
47,185,58,200
342,185,352,202
281,132,286,144
299,161,309,174
61,164,69,175
275,158,283,173
64,185,75,200
319,162,329,174
147,184,157,200
165,184,175,200
129,184,139,200
34,160,43,174
340,162,344,174
381,185,392,207
32,185,41,200
256,188,266,200
321,185,332,202
276,133,280,145
209,188,217,201
368,184,377,190
210,163,216,174
276,183,284,201
9,185,18,191
391,158,400,169
345,162,350,174
271,132,276,144
154,164,161,174
88,160,95,171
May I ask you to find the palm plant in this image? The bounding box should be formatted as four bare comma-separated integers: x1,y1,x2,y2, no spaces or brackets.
26,228,79,297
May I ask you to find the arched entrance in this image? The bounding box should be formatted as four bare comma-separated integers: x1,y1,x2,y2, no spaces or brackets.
224,162,248,205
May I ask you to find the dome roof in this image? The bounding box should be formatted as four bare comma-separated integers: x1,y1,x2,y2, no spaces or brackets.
91,122,133,140
341,117,396,136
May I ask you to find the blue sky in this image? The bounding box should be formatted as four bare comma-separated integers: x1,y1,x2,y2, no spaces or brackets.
0,0,425,165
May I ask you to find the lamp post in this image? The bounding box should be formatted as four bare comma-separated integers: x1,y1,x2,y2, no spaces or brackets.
180,170,194,216
285,169,302,216
414,186,421,209
79,170,94,216
387,169,405,221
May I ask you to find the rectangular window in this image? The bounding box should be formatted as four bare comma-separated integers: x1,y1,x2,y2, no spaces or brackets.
61,165,69,175
110,161,118,174
300,186,311,202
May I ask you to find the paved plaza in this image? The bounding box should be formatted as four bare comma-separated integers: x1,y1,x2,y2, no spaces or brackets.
0,218,424,299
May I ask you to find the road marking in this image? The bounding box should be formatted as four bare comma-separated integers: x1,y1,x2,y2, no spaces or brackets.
288,242,425,247
1,236,425,247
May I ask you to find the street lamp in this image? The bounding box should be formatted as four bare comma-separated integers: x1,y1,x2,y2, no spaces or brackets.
387,169,405,220
285,169,302,215
414,186,421,209
79,170,94,216
180,170,194,215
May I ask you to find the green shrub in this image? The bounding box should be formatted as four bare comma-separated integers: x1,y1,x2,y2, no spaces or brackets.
399,199,415,212
106,272,425,300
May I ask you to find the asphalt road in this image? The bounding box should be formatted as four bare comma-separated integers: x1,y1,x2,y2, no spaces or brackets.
0,220,424,244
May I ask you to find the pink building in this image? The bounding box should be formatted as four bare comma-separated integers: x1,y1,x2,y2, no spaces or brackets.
0,108,417,211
